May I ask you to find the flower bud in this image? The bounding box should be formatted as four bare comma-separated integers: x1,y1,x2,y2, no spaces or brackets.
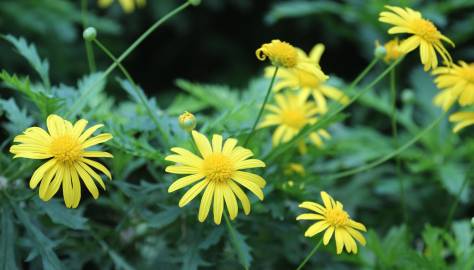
83,27,97,41
401,89,415,105
374,41,387,60
179,111,196,132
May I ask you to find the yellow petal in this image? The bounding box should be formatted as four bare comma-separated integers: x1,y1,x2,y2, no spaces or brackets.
228,181,251,215
191,130,212,158
178,179,208,207
213,184,224,225
223,185,238,219
168,174,205,193
198,181,215,222
304,221,329,237
231,178,264,200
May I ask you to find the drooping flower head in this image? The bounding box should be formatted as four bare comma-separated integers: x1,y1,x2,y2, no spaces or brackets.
98,0,146,13
297,191,367,254
448,112,474,133
376,39,405,63
165,131,266,224
433,61,474,111
256,40,299,68
265,43,348,113
10,115,113,208
379,5,454,71
258,90,331,150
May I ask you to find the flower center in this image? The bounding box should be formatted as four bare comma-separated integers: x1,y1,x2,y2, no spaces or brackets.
413,18,440,43
297,70,321,88
256,40,298,68
202,153,234,183
325,208,350,226
280,109,307,129
49,135,82,162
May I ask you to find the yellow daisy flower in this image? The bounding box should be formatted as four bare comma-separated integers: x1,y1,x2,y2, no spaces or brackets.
433,61,474,111
165,131,266,225
376,39,405,63
379,5,454,71
10,115,113,208
297,191,367,254
256,40,327,78
265,43,349,113
98,0,145,13
449,112,474,133
258,90,331,149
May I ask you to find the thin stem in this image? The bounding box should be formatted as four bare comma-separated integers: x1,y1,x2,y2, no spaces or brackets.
66,1,191,118
295,238,323,270
390,68,406,222
93,39,170,146
243,67,278,146
348,58,379,90
444,175,470,229
224,212,249,270
325,113,445,180
81,0,96,72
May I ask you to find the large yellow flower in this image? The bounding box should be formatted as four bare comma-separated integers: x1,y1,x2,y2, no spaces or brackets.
297,191,367,254
379,5,454,71
258,91,331,149
98,0,145,13
10,115,113,208
265,43,349,113
165,131,266,225
433,61,474,111
448,112,474,133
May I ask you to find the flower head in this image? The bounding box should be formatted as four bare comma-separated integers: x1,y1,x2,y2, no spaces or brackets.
256,40,299,68
98,0,145,13
376,39,404,63
10,115,113,208
165,131,266,224
266,43,348,113
258,91,331,149
448,112,474,133
433,61,474,111
178,111,197,132
297,191,367,254
379,5,454,71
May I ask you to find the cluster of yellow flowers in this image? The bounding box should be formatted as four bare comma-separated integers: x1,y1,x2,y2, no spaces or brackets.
378,6,474,132
11,4,474,260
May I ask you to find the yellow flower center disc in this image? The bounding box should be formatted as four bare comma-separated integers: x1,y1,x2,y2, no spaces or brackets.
413,19,440,43
49,135,82,162
202,153,234,182
326,208,350,226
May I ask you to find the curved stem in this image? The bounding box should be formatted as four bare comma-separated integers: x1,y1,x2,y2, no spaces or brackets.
295,239,323,270
444,175,470,229
243,67,278,146
66,1,191,118
93,39,170,146
81,0,96,73
348,58,379,90
325,113,445,180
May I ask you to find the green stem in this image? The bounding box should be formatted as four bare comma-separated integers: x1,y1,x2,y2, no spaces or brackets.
224,212,249,270
243,67,278,146
325,113,445,180
295,239,323,270
93,39,170,146
66,1,191,118
348,58,379,90
444,175,470,229
81,0,96,73
390,68,406,222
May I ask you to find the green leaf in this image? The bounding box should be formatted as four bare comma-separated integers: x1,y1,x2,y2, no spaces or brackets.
3,35,50,88
0,207,18,270
147,206,181,229
175,79,239,111
65,72,106,117
265,1,344,24
438,163,469,203
11,203,63,270
0,98,34,134
36,199,88,230
166,94,207,115
225,216,252,270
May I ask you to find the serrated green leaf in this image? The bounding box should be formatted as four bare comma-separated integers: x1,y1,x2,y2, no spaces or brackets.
66,72,106,117
36,199,88,230
175,79,239,111
147,207,181,229
224,216,252,270
438,163,469,203
0,98,34,134
0,207,18,270
3,35,50,88
11,203,63,270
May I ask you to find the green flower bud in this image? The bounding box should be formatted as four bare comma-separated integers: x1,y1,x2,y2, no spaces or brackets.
83,27,97,41
374,41,387,60
179,111,197,132
401,89,415,105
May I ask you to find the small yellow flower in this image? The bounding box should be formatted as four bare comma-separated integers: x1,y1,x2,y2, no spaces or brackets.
165,131,266,225
448,112,474,133
256,40,299,68
297,191,367,254
265,43,348,113
379,5,454,71
376,39,404,63
10,115,113,208
178,111,197,132
284,163,305,177
98,0,145,13
433,61,474,111
258,91,331,149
